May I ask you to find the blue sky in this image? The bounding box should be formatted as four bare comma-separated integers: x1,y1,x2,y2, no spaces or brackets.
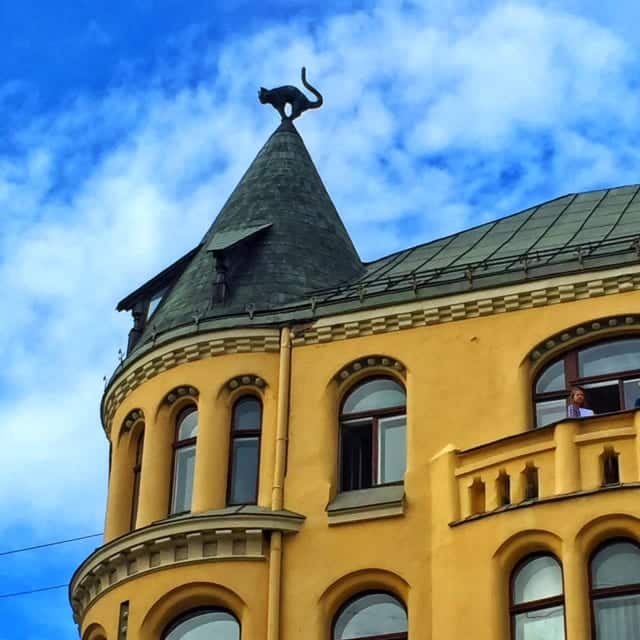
1,1,640,637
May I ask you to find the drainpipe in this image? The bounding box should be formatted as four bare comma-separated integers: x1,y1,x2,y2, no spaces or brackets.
267,326,291,640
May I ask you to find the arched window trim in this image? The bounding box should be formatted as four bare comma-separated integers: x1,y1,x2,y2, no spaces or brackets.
339,376,407,492
130,429,144,530
533,335,640,427
331,589,408,640
509,553,566,640
170,405,198,515
161,606,240,640
589,537,640,639
226,394,262,506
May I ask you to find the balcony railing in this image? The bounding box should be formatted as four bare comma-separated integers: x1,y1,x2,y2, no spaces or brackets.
444,410,640,523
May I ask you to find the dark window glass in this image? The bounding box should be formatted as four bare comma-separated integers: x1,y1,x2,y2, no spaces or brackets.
511,555,565,640
228,437,260,504
340,377,406,492
591,541,640,639
333,592,408,640
341,420,373,492
171,407,198,514
130,432,144,530
227,396,262,505
163,609,240,640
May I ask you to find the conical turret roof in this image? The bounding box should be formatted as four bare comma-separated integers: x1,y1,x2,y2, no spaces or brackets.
136,119,364,345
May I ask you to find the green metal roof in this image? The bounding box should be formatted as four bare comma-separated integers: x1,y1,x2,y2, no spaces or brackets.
119,118,640,361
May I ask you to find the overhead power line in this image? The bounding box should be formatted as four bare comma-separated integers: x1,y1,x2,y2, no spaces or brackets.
0,584,68,599
0,533,101,557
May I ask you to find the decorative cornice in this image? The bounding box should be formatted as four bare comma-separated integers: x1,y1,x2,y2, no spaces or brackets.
226,374,267,393
103,267,640,434
291,268,640,346
334,355,406,384
70,508,304,624
529,314,640,363
103,330,280,434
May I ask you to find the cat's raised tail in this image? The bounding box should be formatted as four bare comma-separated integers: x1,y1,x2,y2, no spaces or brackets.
301,67,323,109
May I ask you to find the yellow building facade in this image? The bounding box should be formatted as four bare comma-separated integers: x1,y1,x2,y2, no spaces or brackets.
70,111,640,640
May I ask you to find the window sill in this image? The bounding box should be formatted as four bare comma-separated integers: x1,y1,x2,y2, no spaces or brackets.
326,484,405,526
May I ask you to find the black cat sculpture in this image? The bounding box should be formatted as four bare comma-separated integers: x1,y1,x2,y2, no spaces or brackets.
258,67,323,121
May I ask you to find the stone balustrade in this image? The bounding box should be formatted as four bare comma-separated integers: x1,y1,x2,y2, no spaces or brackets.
439,410,640,524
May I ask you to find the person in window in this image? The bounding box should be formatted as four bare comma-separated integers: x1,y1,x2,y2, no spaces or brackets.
567,386,594,418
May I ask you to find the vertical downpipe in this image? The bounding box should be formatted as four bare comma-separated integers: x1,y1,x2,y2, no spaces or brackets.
267,327,291,640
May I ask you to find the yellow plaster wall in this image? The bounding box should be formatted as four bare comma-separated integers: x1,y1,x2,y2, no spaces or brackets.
82,287,640,639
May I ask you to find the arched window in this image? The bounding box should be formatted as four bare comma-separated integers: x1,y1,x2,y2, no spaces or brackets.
171,406,198,515
227,396,262,505
590,539,640,639
510,555,565,639
339,378,406,492
130,430,144,529
534,337,640,427
333,592,408,640
162,608,240,640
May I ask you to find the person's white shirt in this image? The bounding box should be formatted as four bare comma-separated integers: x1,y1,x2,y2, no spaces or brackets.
568,406,594,418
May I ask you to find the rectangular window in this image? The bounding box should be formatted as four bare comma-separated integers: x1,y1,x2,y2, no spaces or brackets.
623,378,640,410
228,437,260,505
583,381,621,414
340,419,373,491
536,399,566,427
378,416,406,484
171,445,196,514
514,606,565,639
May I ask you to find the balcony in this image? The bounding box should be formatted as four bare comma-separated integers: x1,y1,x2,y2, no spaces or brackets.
444,410,640,525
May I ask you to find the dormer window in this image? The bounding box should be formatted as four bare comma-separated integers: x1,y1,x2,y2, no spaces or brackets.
147,288,166,319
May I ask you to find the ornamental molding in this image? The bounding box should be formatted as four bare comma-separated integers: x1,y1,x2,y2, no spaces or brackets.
334,355,406,384
70,509,304,624
163,385,199,405
225,374,267,393
103,329,281,434
103,266,640,434
528,314,640,363
290,266,640,346
120,409,144,434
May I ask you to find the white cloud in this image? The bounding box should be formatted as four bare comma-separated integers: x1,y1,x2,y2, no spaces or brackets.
0,0,639,546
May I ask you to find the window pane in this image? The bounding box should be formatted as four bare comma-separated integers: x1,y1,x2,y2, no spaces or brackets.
165,610,240,640
592,542,640,589
594,593,640,640
378,416,406,484
514,606,565,640
147,288,167,320
578,339,640,377
334,593,407,639
177,409,198,440
342,379,405,415
513,556,563,604
536,399,566,427
623,378,640,410
233,396,262,432
536,360,566,394
228,437,259,504
582,381,620,414
340,420,373,491
171,445,196,513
